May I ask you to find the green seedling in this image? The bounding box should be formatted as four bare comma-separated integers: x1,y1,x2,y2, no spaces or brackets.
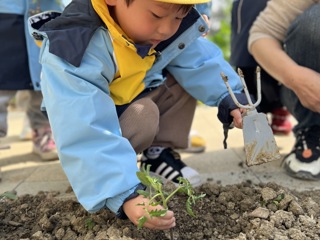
0,191,18,201
136,165,205,239
84,217,95,230
272,193,285,206
261,193,285,207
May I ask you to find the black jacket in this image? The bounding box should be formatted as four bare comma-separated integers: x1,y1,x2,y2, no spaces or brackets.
230,0,268,67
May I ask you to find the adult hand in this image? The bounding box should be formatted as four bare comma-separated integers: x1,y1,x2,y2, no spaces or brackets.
287,65,320,113
123,195,176,230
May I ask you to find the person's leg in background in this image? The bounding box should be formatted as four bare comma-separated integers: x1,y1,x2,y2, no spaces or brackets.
0,90,16,138
0,90,15,171
260,71,292,136
281,4,320,180
27,90,58,160
15,90,33,140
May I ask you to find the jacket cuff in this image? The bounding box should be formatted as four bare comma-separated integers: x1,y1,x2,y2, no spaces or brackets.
217,93,255,124
115,183,147,219
105,185,137,216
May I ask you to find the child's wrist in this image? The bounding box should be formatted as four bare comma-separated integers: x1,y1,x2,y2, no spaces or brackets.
116,183,146,219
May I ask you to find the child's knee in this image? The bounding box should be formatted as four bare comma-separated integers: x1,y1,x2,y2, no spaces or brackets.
120,98,159,152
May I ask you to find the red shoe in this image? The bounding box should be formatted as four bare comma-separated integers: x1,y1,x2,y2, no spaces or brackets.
271,108,292,135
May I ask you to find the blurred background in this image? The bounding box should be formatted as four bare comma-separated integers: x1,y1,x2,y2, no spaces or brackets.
209,0,232,60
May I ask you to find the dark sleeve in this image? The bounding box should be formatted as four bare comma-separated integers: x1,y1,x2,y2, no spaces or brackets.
116,183,147,219
217,92,256,124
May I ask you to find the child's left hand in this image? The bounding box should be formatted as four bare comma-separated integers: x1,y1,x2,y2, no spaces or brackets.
230,108,245,129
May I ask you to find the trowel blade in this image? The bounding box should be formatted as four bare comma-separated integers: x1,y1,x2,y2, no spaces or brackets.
243,112,281,166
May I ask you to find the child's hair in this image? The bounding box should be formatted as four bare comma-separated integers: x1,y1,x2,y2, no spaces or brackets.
125,0,194,14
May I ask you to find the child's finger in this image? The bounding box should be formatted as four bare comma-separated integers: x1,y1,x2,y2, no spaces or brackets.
144,211,176,230
230,109,243,128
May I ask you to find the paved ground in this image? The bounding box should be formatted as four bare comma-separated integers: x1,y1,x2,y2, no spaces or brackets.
1,106,319,199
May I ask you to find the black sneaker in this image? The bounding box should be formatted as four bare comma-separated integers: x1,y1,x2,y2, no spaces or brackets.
140,148,202,187
283,126,320,180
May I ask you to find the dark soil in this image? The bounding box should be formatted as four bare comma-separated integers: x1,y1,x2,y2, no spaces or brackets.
1,181,320,240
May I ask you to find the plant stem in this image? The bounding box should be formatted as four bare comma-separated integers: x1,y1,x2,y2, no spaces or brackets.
149,193,161,203
170,228,174,240
165,186,182,204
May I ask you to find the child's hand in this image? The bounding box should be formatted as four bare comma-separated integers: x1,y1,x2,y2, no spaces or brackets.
123,195,176,230
230,108,245,129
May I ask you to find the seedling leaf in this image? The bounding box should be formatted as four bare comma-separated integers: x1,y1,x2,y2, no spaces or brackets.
0,191,18,200
136,164,206,234
137,216,147,229
84,218,95,230
150,201,161,207
149,209,167,217
136,171,152,186
186,199,196,217
273,193,285,202
137,190,149,198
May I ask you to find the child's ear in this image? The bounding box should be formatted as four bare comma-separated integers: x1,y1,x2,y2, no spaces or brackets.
105,0,117,6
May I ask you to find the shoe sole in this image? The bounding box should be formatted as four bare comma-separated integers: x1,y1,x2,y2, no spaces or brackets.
0,145,11,150
284,164,320,181
176,147,206,154
272,131,291,136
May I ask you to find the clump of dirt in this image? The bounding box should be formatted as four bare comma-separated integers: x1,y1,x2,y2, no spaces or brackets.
1,181,320,240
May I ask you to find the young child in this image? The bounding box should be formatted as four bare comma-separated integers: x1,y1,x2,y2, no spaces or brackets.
29,0,249,229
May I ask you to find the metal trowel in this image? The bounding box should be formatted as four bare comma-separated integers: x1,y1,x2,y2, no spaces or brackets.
220,67,281,166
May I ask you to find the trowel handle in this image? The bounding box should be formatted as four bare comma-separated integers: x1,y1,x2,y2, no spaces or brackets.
237,67,262,108
220,66,262,109
237,68,254,106
254,67,262,107
220,72,251,109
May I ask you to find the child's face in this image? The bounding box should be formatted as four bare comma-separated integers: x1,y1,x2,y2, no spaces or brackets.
106,0,188,49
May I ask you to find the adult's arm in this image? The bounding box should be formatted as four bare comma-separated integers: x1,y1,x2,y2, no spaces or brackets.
250,38,320,112
248,0,320,112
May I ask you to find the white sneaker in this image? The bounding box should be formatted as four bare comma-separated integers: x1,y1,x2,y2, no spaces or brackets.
140,148,202,187
283,126,320,180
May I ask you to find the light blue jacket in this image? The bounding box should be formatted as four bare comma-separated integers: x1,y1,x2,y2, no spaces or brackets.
0,0,68,90
29,0,244,216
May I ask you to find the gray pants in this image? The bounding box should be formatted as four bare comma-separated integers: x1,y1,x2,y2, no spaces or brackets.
282,4,320,132
0,90,49,137
119,75,197,154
